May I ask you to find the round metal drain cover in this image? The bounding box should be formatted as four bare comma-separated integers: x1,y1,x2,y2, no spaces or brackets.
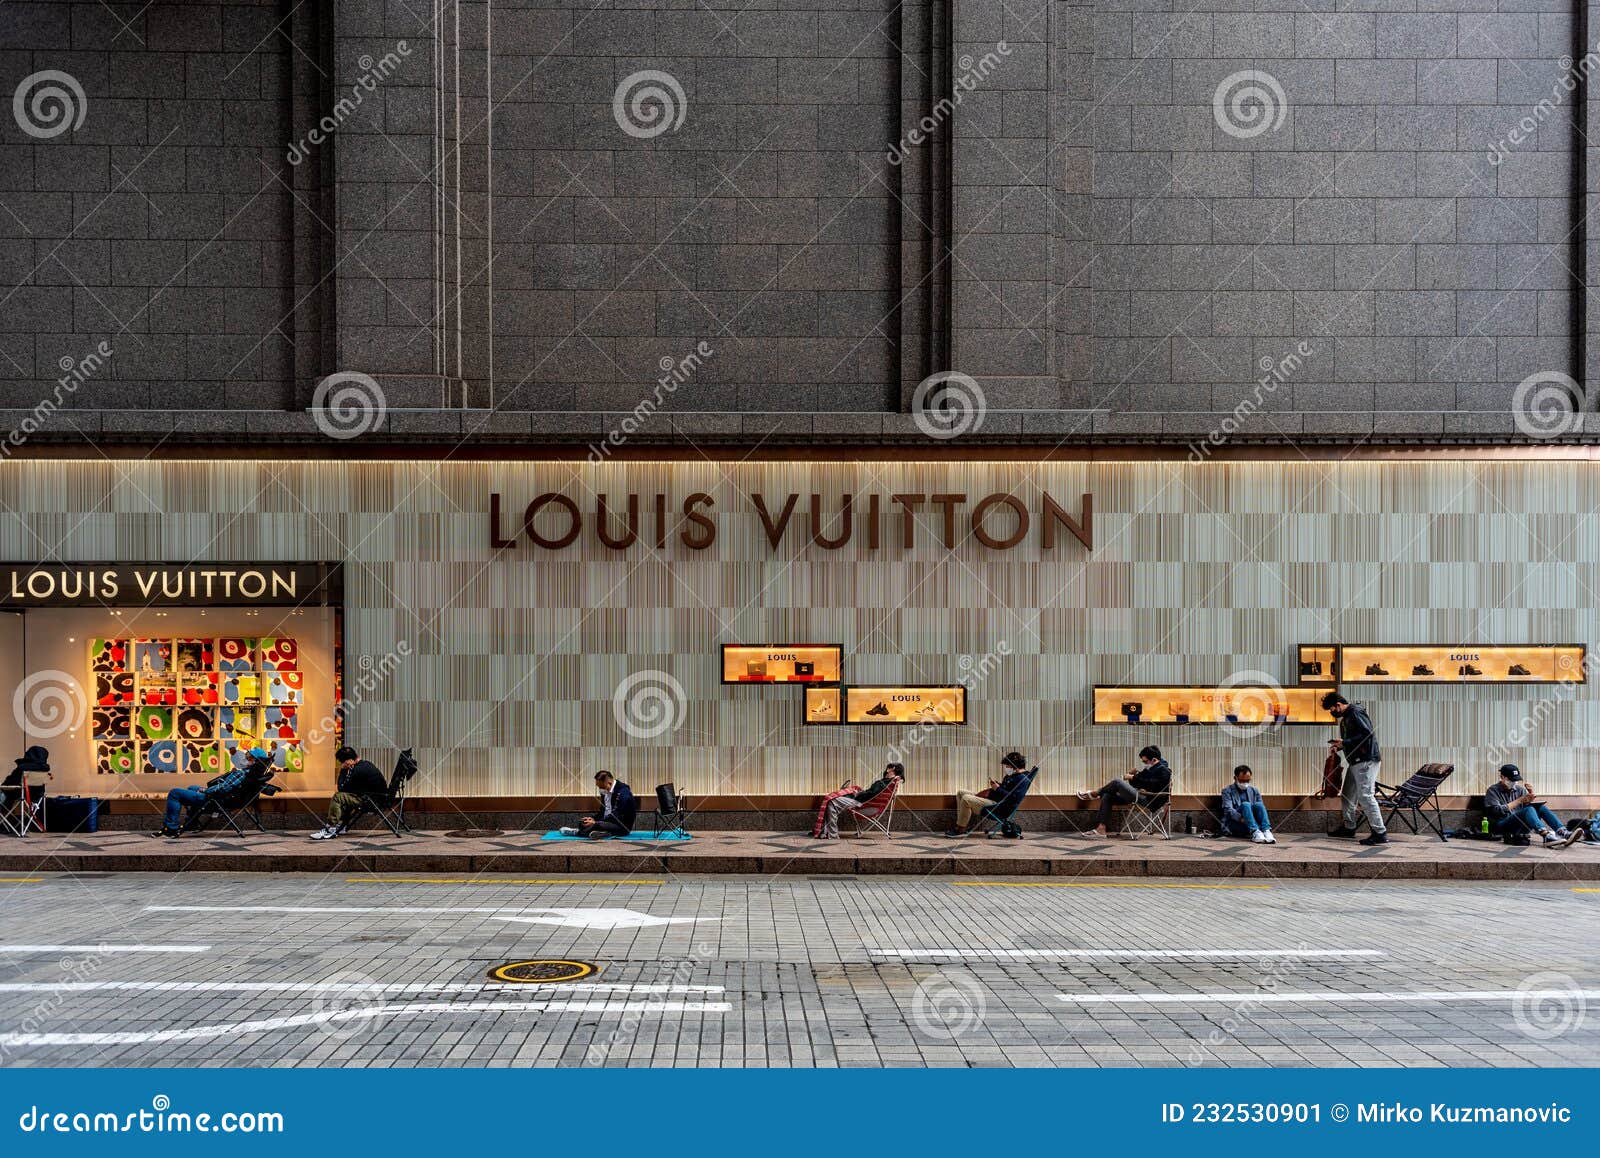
444,828,504,838
489,959,597,984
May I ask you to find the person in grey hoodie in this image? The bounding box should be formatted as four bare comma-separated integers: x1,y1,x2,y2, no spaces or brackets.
1220,764,1275,843
1484,764,1582,847
1323,691,1388,845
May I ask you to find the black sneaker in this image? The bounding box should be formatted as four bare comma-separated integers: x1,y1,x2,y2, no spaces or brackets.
1460,664,1482,676
1364,663,1388,676
1328,825,1358,838
151,827,179,839
1508,664,1531,676
943,828,969,838
865,702,889,716
1411,664,1434,676
1359,832,1389,846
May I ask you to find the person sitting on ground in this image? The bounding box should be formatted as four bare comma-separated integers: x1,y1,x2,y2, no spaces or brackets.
153,746,267,838
310,746,388,840
1077,745,1172,837
560,770,639,839
1219,764,1275,844
946,751,1033,837
814,763,904,839
1,745,50,818
1484,764,1582,847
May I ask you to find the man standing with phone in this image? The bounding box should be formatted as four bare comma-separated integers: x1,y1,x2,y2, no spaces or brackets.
1323,691,1388,845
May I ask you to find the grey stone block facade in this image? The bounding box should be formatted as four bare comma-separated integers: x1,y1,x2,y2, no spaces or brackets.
0,0,1591,443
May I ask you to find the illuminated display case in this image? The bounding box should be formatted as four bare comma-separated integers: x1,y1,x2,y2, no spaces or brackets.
1092,686,1338,726
92,636,303,774
844,686,966,725
803,685,842,725
721,644,842,684
1326,644,1585,684
1296,645,1339,684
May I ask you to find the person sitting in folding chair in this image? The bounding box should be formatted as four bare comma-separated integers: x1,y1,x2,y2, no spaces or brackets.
815,763,903,839
0,745,50,836
1078,745,1172,837
946,751,1033,837
560,770,639,839
1484,764,1583,848
310,747,388,840
153,747,267,838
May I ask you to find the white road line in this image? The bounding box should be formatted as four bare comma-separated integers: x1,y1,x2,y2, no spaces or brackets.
0,945,211,955
0,1001,734,1047
870,948,1384,961
143,905,713,929
0,981,723,995
1056,989,1600,1006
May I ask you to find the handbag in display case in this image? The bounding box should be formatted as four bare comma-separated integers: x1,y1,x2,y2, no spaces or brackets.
794,661,815,676
1168,700,1190,723
1121,701,1143,721
1300,660,1323,676
746,660,767,677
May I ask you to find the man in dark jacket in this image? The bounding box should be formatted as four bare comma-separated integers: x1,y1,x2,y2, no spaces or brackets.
1484,764,1582,847
947,751,1033,837
1323,692,1388,845
310,746,387,840
1078,745,1172,837
154,746,267,837
568,770,639,838
815,763,903,838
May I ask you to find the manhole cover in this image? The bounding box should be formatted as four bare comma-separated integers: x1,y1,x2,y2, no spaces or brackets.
489,959,598,984
444,828,504,838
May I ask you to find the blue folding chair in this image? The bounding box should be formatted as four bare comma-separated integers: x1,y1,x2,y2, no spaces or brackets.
974,768,1038,839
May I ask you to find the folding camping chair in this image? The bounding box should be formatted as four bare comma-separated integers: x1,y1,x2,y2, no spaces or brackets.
341,748,419,836
1375,762,1453,841
652,783,689,838
1121,787,1172,840
0,771,47,837
179,767,278,837
974,768,1038,839
846,777,900,837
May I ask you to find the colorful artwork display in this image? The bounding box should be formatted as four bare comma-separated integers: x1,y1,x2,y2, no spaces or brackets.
91,637,303,774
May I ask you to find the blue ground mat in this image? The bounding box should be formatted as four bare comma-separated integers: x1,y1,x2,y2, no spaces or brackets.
541,828,692,842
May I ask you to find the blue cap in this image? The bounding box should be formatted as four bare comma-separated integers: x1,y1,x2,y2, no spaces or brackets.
248,746,270,759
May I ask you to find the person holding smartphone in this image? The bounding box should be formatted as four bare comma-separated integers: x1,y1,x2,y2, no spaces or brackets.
946,751,1032,837
1484,764,1582,847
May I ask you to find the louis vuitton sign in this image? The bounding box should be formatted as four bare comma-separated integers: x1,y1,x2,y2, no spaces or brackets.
489,491,1093,552
0,563,342,607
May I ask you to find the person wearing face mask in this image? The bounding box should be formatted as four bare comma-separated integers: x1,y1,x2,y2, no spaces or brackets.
1483,764,1582,847
1219,764,1275,844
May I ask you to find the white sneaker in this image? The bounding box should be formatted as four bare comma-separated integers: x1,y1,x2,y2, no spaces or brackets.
1263,830,1276,844
309,826,335,841
559,826,579,836
1251,830,1267,843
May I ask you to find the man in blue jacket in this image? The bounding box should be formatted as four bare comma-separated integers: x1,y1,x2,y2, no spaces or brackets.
1220,764,1275,843
946,751,1033,837
574,770,638,838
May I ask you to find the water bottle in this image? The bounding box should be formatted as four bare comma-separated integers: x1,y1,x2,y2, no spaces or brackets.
1479,816,1490,835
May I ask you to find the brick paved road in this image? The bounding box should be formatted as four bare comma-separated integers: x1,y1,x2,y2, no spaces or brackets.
0,873,1595,1067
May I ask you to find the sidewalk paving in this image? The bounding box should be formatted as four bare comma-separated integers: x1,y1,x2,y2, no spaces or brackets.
5,828,1600,879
